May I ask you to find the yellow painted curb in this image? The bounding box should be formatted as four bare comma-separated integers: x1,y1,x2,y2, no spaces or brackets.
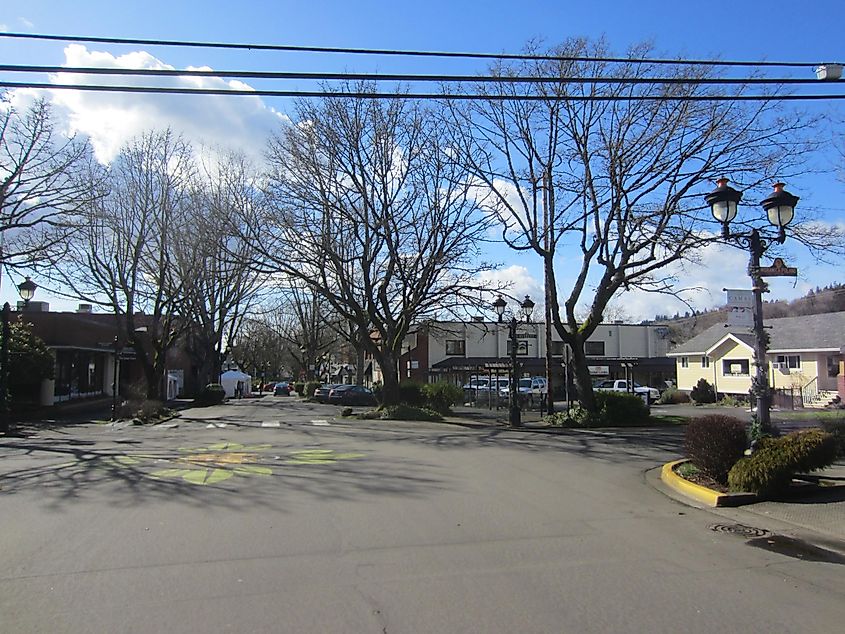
661,459,750,507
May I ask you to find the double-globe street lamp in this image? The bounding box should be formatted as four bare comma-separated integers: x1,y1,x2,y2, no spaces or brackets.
704,179,799,433
493,294,535,427
1,277,38,434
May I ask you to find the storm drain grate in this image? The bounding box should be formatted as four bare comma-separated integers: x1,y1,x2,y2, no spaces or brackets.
709,523,771,538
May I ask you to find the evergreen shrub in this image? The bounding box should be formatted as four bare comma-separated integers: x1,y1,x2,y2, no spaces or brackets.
198,383,226,405
728,429,837,495
657,387,691,405
683,415,747,484
398,381,426,406
690,378,717,404
422,382,464,414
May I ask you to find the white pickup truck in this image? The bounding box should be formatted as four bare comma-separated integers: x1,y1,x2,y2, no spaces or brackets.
593,379,660,402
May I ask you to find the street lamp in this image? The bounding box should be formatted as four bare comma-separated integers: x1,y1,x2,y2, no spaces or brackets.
705,179,799,433
493,295,534,427
1,277,38,434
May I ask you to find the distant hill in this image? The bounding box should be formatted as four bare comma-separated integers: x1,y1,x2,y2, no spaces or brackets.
646,282,845,347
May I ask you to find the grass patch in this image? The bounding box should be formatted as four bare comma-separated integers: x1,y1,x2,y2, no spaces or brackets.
676,462,700,478
777,410,845,423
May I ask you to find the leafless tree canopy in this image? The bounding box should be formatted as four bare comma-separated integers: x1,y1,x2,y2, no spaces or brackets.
247,88,501,402
0,95,100,274
444,38,821,409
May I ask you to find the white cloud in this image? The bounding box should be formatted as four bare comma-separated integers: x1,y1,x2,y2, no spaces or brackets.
16,44,287,164
19,17,34,28
477,264,544,313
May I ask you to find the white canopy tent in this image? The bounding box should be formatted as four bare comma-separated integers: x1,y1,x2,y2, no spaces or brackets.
219,370,252,398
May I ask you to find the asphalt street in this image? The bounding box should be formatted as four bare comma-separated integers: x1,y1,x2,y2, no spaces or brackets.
1,397,843,633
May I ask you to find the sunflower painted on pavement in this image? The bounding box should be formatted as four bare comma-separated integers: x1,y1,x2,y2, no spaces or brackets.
150,442,274,485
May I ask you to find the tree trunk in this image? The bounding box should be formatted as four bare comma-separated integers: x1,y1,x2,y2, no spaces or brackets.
569,336,597,412
378,350,401,406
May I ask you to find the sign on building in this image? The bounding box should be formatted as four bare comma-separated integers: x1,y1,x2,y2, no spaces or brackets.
725,289,754,328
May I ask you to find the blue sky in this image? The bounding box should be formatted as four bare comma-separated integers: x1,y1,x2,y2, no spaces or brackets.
2,1,844,319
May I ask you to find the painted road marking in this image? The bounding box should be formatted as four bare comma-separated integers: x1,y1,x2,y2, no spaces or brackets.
311,419,330,426
261,421,281,428
206,423,228,429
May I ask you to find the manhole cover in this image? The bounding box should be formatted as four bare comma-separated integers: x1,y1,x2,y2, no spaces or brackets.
709,523,771,538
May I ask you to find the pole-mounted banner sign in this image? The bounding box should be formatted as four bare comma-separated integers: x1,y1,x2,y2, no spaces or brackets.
758,257,798,277
725,289,754,327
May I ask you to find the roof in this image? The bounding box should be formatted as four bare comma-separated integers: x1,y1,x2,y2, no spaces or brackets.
668,311,845,355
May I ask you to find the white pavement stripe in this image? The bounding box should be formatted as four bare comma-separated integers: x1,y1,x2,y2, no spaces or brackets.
261,421,281,428
311,420,330,426
206,423,228,428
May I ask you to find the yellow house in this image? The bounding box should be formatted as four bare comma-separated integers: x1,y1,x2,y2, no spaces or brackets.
667,312,844,405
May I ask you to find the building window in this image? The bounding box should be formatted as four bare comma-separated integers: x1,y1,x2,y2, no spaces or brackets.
701,356,710,368
551,341,566,356
506,340,529,356
723,359,750,376
776,354,800,370
680,357,688,368
445,340,465,356
828,356,841,378
585,341,605,356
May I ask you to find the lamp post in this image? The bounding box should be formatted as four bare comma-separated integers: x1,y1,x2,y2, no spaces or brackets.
705,179,799,433
493,295,534,427
1,277,38,434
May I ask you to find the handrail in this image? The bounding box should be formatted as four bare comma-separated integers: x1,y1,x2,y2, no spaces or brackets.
800,376,819,407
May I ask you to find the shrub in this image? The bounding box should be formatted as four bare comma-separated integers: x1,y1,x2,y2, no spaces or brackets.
197,383,226,405
690,378,717,404
717,394,744,407
293,382,305,396
304,381,321,400
358,404,442,422
657,387,691,405
422,382,464,414
543,391,649,428
728,429,837,496
684,415,747,484
340,407,353,417
398,381,426,406
820,420,845,457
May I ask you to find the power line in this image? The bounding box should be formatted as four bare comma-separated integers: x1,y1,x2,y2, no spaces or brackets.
3,80,845,101
0,31,838,69
0,64,833,86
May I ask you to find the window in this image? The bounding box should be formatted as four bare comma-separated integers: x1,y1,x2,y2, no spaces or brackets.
551,341,567,356
701,356,710,368
723,359,750,376
680,357,688,368
776,354,800,370
506,340,529,356
828,356,841,378
445,340,465,356
585,341,605,356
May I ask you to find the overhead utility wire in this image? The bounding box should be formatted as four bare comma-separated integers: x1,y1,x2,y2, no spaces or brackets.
0,64,830,85
3,81,844,101
0,32,834,69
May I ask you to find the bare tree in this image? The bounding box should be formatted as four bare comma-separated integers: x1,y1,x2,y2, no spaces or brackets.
0,95,100,281
177,150,266,385
44,129,194,400
445,39,822,411
247,88,501,405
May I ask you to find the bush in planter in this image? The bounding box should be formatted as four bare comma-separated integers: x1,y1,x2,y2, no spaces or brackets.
820,420,845,457
542,391,649,428
304,381,321,399
422,382,464,414
728,429,837,495
197,383,226,405
657,387,690,405
293,382,305,396
398,381,426,406
683,415,747,484
690,378,717,404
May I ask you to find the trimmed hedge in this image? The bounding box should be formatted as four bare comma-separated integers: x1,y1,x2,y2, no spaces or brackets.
543,391,650,427
358,404,443,422
684,415,747,484
821,420,845,457
197,383,226,405
293,382,305,396
728,429,838,496
304,381,321,400
398,381,426,406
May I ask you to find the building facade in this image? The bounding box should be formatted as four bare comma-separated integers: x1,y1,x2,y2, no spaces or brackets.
368,319,674,396
667,311,845,403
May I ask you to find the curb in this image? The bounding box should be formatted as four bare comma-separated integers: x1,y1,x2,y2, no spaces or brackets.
661,459,757,507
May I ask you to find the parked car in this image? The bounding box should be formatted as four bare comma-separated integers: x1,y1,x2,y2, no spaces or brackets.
274,382,291,396
593,379,659,402
313,384,340,403
499,376,548,405
327,384,377,406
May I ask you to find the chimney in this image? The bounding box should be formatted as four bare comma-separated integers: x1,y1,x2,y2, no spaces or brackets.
77,304,93,313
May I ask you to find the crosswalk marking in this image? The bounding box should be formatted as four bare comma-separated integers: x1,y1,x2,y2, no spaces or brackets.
311,419,330,426
261,421,281,428
206,423,228,429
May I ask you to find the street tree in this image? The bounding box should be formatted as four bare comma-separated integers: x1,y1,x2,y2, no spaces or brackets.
45,129,194,400
177,150,266,385
248,88,501,404
445,38,821,412
0,95,100,280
